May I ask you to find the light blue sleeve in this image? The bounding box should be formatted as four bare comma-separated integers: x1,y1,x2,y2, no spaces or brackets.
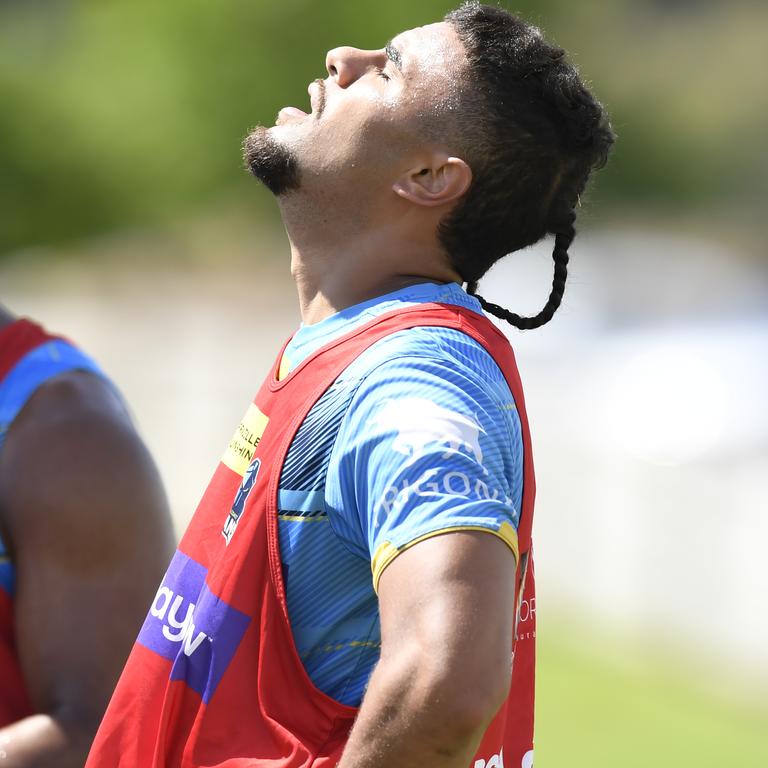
325,348,523,587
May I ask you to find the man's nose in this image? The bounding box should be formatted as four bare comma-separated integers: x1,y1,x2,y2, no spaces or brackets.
325,46,382,88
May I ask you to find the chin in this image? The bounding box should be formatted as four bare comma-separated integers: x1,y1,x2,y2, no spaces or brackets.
243,126,301,196
270,119,312,144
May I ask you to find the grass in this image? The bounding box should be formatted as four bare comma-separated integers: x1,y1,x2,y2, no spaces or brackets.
535,620,768,767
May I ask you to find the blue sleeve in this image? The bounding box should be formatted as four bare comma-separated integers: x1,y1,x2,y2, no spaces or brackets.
326,349,523,589
0,340,107,447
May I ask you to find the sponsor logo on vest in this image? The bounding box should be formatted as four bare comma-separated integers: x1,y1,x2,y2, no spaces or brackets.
150,586,208,656
221,403,269,475
514,552,536,643
222,457,261,545
474,748,534,768
138,551,208,662
136,550,251,703
474,748,504,768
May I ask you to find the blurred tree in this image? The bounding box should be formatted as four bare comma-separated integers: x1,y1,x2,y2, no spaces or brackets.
0,0,765,256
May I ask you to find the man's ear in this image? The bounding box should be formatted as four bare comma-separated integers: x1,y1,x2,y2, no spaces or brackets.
393,155,472,208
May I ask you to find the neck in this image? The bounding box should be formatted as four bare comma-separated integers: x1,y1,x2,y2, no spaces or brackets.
279,196,463,326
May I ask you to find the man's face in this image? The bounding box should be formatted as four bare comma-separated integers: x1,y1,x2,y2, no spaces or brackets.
244,21,466,198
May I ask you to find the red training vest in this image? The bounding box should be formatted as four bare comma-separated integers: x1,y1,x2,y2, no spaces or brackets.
86,304,537,768
0,319,65,727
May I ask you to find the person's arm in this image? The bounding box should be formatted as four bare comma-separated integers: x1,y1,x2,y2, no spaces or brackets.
0,370,175,767
338,530,517,768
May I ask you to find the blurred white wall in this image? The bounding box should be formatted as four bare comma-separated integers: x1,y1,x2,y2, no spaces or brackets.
3,228,767,693
484,231,768,689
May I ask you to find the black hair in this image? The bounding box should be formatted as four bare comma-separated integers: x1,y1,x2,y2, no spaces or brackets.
442,2,614,330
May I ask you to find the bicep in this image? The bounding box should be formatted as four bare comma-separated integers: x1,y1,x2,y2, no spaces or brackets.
0,372,174,719
377,530,517,707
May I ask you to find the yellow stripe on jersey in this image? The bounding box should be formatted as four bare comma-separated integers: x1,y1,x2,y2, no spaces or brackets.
277,514,329,523
303,639,382,658
371,521,519,593
221,403,269,476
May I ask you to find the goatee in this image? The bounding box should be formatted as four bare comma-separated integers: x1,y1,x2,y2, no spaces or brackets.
242,127,300,196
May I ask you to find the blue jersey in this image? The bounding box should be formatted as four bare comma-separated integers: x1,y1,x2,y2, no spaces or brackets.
0,334,105,597
269,282,523,705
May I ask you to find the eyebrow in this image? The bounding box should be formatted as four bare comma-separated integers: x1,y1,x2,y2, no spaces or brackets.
385,41,403,72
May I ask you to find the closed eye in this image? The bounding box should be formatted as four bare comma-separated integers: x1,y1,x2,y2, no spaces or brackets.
376,67,391,82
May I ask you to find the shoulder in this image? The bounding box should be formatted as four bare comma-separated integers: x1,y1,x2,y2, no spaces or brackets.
0,335,107,435
337,324,516,427
329,322,523,495
1,366,140,493
1,369,129,510
349,323,509,393
5,367,129,451
325,324,524,575
0,368,169,555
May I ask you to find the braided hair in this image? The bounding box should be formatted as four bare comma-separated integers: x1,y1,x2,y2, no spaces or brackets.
443,2,615,330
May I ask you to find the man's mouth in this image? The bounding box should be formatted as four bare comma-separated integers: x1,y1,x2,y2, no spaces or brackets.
275,79,325,125
277,106,308,123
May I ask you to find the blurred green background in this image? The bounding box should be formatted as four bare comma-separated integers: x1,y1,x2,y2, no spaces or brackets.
1,0,766,254
1,1,767,765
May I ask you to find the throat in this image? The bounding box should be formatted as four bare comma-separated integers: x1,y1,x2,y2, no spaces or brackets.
295,263,457,327
279,199,463,325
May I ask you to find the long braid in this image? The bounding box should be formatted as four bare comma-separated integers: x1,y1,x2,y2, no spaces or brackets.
468,210,576,330
441,3,614,332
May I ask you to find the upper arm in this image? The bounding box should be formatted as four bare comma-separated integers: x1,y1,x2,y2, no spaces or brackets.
0,371,174,723
328,344,523,712
377,529,517,717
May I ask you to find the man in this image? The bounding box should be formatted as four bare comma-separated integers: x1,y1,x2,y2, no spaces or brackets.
0,307,175,766
87,3,613,767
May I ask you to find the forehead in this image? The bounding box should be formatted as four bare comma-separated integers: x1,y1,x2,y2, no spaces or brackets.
391,21,465,83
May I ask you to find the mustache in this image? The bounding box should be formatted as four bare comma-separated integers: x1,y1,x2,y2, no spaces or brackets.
312,78,326,118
